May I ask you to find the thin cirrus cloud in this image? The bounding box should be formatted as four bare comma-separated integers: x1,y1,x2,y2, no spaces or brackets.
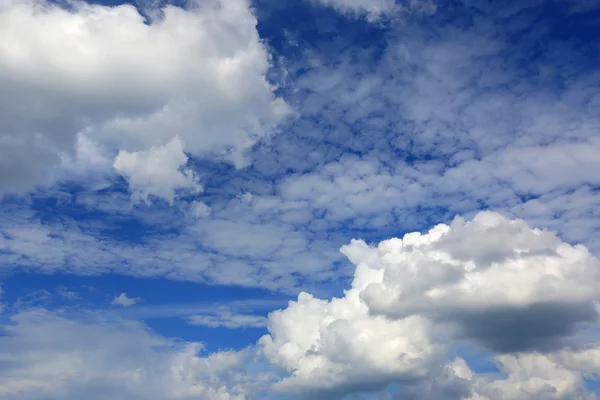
187,311,268,329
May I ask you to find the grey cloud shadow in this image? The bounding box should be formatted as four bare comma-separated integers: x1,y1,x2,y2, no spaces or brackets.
444,301,599,353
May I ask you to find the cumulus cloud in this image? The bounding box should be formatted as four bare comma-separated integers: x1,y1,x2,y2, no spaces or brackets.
0,0,291,196
113,137,200,205
112,293,140,307
253,212,600,398
340,211,600,352
260,280,438,396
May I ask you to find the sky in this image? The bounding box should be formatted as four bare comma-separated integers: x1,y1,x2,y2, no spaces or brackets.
0,0,600,398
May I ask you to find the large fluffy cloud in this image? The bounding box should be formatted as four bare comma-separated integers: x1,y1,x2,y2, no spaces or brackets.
260,290,437,396
0,0,290,197
340,211,600,352
257,211,600,397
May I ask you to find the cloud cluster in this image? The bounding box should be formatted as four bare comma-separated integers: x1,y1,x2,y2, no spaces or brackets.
255,0,600,258
256,211,600,397
0,0,290,198
1,212,599,399
2,0,600,297
0,309,265,400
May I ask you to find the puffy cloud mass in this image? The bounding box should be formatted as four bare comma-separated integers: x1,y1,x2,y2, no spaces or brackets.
113,137,200,205
257,211,600,397
340,211,600,352
0,0,291,198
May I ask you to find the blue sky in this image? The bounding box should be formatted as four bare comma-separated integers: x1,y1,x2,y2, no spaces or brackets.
1,0,600,398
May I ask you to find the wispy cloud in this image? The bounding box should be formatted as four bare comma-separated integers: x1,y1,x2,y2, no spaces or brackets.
186,311,268,329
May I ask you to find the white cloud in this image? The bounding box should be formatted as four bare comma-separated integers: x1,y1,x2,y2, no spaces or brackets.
0,205,345,292
191,201,212,218
187,311,267,329
55,286,80,300
268,7,600,256
453,345,600,400
113,136,200,204
312,0,398,20
0,0,291,195
310,0,436,21
254,211,600,397
260,286,438,395
1,212,600,399
340,211,600,352
0,309,265,400
112,293,141,307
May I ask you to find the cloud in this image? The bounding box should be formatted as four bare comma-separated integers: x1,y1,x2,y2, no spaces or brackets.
251,207,600,397
260,0,600,256
311,0,398,20
55,286,80,300
309,0,436,21
14,289,54,309
253,212,600,398
0,309,267,400
191,201,212,218
0,0,291,195
1,212,600,399
0,203,345,293
340,211,600,352
260,289,438,396
112,293,141,307
186,311,268,329
113,137,200,205
453,346,600,400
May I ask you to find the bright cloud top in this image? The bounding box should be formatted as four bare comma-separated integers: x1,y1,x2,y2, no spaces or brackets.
0,0,291,197
343,211,600,311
